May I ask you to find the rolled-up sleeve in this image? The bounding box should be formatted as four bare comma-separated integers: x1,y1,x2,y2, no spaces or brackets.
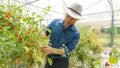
62,33,80,56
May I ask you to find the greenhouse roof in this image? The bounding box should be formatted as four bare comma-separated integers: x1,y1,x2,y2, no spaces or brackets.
1,0,120,26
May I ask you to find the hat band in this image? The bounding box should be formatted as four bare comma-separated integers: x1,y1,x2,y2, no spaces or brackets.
68,7,81,16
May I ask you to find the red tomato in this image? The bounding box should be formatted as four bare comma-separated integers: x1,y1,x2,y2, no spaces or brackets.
0,26,3,30
8,21,13,25
14,59,19,64
5,12,12,18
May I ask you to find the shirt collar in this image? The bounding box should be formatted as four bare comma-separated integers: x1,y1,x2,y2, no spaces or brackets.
59,20,76,31
70,24,76,31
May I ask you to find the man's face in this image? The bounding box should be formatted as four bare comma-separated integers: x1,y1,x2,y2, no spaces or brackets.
65,14,78,25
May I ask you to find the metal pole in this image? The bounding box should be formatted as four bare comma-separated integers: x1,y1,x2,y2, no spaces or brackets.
111,8,114,47
108,0,114,47
111,11,114,47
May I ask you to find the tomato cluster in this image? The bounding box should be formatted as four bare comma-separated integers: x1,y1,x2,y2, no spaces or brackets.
0,3,50,68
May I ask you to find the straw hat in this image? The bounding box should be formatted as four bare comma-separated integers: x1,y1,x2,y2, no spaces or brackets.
63,3,83,19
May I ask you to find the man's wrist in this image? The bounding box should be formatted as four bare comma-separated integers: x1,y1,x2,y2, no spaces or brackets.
52,48,65,56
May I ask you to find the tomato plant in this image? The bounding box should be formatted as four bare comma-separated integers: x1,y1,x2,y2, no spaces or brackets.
0,1,51,68
70,27,103,68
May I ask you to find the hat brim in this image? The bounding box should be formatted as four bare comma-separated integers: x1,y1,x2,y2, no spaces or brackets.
63,4,82,19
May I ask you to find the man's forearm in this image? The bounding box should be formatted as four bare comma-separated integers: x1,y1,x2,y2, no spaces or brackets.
40,46,65,56
53,48,65,56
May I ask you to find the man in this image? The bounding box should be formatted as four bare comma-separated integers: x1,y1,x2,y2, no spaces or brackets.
41,3,83,68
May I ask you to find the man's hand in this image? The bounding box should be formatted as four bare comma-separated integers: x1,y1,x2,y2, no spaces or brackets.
40,46,55,55
40,46,65,55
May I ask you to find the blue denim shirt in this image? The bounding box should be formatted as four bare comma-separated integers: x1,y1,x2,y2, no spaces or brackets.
46,19,80,60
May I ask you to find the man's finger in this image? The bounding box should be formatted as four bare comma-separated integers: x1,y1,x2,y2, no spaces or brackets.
37,46,42,50
44,53,49,55
42,48,48,52
40,46,49,48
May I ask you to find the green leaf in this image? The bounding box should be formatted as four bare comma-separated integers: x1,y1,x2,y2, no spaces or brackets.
37,61,42,67
47,58,52,65
37,15,42,18
47,6,51,9
0,36,7,41
23,17,28,22
0,5,5,9
94,61,101,65
112,47,118,56
37,15,44,21
47,29,51,34
17,6,22,13
109,56,118,64
32,12,35,16
24,47,29,52
42,24,46,30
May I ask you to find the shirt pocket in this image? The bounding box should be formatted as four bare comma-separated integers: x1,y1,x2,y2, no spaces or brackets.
64,32,74,44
